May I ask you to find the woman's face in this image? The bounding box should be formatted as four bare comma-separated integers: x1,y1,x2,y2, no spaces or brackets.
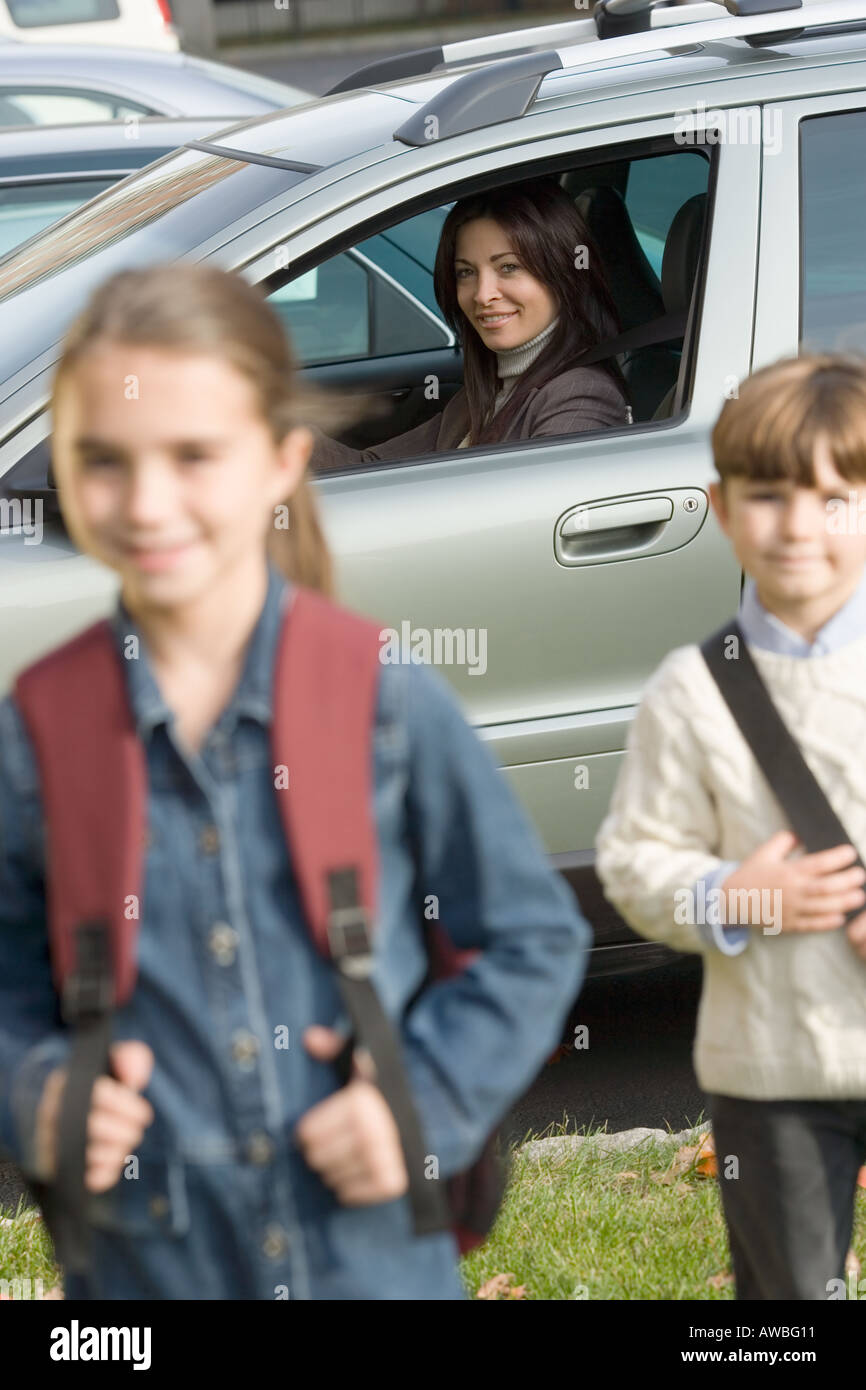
454,216,558,352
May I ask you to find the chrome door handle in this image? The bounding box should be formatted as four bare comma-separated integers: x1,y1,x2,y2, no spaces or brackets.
558,497,673,538
555,491,706,567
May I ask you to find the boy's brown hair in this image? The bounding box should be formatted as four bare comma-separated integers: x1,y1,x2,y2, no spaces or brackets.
712,352,866,488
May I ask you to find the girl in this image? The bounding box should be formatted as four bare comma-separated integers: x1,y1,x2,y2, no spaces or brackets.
311,176,632,471
0,262,591,1300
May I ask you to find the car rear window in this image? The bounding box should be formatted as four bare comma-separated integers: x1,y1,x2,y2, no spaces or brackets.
6,0,120,26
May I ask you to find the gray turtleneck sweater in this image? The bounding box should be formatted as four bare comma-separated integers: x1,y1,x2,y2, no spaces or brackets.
457,315,561,449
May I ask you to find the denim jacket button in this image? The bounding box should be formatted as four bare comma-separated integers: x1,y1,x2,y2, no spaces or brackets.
262,1224,288,1259
231,1030,260,1068
199,824,220,854
209,922,238,965
246,1131,274,1165
148,1194,170,1220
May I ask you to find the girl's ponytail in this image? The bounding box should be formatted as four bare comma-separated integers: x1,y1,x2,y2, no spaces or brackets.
51,263,368,599
267,472,335,598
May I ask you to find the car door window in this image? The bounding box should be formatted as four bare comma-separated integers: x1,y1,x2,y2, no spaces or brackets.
0,178,117,259
624,150,709,278
268,243,450,366
268,254,371,364
356,205,452,321
800,108,866,351
261,141,713,452
0,87,153,127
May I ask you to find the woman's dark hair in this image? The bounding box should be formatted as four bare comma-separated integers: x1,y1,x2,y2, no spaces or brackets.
433,176,628,447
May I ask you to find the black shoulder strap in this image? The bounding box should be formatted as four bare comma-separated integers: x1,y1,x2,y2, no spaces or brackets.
699,619,866,899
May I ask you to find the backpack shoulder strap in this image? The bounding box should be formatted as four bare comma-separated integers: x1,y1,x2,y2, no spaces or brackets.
272,585,382,951
13,618,146,1009
699,618,866,880
274,586,450,1237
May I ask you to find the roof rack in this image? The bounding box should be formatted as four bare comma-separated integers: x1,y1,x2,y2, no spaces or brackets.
394,0,866,147
323,18,596,96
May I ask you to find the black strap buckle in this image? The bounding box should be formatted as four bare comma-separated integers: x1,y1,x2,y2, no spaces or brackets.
326,868,373,978
60,921,113,1026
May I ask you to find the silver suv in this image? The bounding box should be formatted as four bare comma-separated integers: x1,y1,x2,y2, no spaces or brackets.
0,0,862,974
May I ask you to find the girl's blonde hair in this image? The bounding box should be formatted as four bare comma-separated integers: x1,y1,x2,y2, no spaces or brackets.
712,352,866,488
50,262,369,598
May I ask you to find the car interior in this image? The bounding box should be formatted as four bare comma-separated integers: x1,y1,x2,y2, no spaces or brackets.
269,144,711,463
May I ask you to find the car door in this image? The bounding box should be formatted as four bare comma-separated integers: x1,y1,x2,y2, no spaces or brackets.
237,111,754,865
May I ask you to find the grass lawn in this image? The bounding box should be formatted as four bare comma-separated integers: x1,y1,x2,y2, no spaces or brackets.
459,1118,866,1300
2,1119,864,1300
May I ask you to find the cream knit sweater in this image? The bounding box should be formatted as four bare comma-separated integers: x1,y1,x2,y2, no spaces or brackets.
595,635,866,1100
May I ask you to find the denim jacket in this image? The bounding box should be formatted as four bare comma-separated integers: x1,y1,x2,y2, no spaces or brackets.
0,559,590,1300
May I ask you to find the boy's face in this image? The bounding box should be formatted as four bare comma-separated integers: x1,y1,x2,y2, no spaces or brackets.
52,344,311,614
709,434,866,637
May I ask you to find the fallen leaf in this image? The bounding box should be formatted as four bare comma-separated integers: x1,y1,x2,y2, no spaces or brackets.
696,1131,717,1178
612,1170,640,1184
655,1131,716,1183
707,1271,735,1289
477,1272,524,1300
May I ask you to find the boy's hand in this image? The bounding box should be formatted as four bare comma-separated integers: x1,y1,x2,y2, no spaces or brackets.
846,910,866,960
34,1041,155,1193
721,831,866,932
295,1026,408,1205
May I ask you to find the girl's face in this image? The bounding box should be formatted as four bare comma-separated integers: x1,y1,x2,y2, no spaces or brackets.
454,217,558,353
52,344,311,613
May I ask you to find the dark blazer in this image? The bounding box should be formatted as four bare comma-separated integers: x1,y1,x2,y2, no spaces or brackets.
311,362,630,471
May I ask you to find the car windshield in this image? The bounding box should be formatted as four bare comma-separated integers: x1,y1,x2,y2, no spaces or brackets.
0,145,308,388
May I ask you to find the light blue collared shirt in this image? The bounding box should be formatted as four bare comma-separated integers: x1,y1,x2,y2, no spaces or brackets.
698,567,866,955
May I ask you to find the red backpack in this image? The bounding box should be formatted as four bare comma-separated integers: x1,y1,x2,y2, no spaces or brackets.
13,584,508,1275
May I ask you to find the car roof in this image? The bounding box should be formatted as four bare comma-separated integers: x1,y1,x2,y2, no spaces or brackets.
0,43,192,76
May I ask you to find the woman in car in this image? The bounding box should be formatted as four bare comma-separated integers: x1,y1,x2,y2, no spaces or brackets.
310,176,631,470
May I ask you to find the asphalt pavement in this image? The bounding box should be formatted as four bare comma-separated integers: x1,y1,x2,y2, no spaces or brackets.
231,46,405,98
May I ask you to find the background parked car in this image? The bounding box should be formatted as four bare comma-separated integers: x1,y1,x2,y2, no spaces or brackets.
0,42,310,128
0,0,178,51
0,116,232,258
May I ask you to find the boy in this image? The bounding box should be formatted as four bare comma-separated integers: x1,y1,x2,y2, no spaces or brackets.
595,353,866,1301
